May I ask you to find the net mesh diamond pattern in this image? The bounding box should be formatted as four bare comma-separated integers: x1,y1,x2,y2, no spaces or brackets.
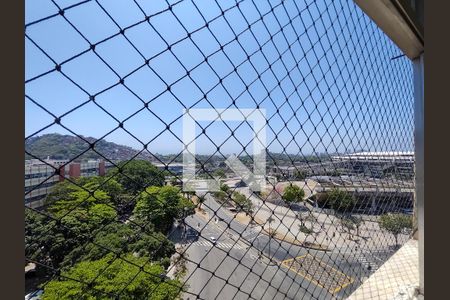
25,0,414,299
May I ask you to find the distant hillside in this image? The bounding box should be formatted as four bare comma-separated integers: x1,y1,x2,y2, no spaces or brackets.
25,133,154,162
25,133,329,164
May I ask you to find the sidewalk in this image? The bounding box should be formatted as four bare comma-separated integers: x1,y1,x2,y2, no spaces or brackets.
347,239,420,300
236,187,406,252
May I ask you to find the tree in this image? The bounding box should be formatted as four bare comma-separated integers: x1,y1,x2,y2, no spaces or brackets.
26,209,69,269
298,224,313,235
297,209,316,229
281,184,305,204
214,169,226,179
213,190,228,204
213,184,232,205
326,188,356,212
48,188,111,218
340,217,356,239
232,192,254,215
80,177,126,207
220,183,230,194
46,178,129,215
42,253,183,300
379,213,413,247
266,215,275,255
62,221,176,267
293,170,307,180
44,181,80,207
197,194,206,209
27,179,119,269
350,215,364,237
133,186,195,233
110,160,165,194
26,201,118,270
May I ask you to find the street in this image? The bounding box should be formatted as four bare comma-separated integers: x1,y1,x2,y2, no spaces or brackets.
173,195,396,300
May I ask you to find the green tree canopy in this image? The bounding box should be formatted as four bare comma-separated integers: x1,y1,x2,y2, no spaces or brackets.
232,192,254,214
26,203,116,270
79,176,127,206
220,183,230,194
281,184,305,204
42,253,183,300
213,190,228,204
326,188,356,212
133,186,195,233
109,160,165,194
26,209,68,269
48,188,111,218
27,181,118,270
63,223,175,267
213,169,226,178
44,181,81,207
379,213,413,246
46,177,127,212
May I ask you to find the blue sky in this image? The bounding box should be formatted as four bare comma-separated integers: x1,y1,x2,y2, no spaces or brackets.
25,0,414,156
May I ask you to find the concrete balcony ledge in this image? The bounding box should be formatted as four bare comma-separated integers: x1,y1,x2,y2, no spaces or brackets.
348,239,422,300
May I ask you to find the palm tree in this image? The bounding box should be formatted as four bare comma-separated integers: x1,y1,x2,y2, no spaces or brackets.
197,195,206,209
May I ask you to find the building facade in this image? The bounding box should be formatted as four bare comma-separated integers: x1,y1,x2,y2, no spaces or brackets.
25,159,114,209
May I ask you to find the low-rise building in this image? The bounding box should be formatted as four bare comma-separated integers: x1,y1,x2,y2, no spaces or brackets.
331,151,414,178
154,163,184,175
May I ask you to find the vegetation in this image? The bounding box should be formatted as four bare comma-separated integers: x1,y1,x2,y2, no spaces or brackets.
133,185,195,233
281,184,305,204
77,177,127,206
339,215,364,240
213,184,232,205
196,194,206,209
109,160,165,194
298,224,313,235
26,160,193,299
26,180,178,271
213,190,227,204
265,152,331,166
213,169,226,178
379,213,413,246
231,192,254,215
297,210,316,229
326,188,356,212
61,222,176,267
25,133,153,161
220,183,230,194
42,254,182,300
293,170,307,180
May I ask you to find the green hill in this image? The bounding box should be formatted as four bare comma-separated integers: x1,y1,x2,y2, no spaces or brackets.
25,133,153,162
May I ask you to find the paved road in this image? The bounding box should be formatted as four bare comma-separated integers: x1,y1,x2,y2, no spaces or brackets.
181,213,326,300
175,195,395,299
